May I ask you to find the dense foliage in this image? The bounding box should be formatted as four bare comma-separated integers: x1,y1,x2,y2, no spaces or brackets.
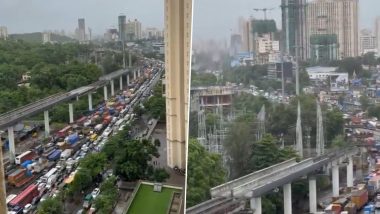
94,176,119,213
143,81,166,121
186,139,226,207
37,198,64,214
0,39,103,114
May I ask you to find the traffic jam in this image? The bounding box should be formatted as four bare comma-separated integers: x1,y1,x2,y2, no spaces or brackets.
4,59,164,214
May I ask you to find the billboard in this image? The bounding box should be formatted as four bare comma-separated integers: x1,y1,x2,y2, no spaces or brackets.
330,73,348,92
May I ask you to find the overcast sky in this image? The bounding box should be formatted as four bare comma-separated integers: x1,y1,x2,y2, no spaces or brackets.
0,0,164,35
1,0,379,41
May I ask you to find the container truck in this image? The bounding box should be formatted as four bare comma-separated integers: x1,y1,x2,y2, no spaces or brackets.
15,151,35,165
351,189,368,209
47,150,61,161
94,124,103,133
8,184,39,208
60,149,73,161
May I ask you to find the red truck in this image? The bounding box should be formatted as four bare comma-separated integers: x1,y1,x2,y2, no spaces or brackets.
103,115,112,125
8,168,34,187
8,184,39,208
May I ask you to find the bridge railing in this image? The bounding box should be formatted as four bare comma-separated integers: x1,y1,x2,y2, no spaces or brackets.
210,158,298,198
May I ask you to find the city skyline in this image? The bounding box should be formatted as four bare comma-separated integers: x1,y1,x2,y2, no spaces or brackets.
193,0,380,42
0,0,164,36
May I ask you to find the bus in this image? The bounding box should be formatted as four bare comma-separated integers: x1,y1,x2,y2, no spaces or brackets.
15,151,35,165
56,125,72,138
41,167,58,183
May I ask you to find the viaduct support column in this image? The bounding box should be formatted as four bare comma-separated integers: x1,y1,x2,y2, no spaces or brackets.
127,74,130,85
347,156,354,188
104,85,108,101
332,162,340,197
8,127,15,163
69,103,74,124
250,197,262,214
0,138,7,213
283,183,292,214
309,176,317,213
119,76,123,91
110,79,115,96
44,110,50,137
88,93,93,111
134,70,137,80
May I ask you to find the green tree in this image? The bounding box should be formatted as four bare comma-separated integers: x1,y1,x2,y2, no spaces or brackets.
186,139,226,207
360,95,371,111
152,168,170,182
331,135,346,148
37,198,64,214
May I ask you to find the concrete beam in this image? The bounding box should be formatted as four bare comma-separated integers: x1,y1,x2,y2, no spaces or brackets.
88,93,93,111
44,110,50,137
8,127,15,163
69,103,74,124
250,197,262,214
283,183,292,214
309,177,317,213
110,79,115,96
332,162,339,197
211,158,298,198
347,156,354,188
104,85,108,101
119,76,123,91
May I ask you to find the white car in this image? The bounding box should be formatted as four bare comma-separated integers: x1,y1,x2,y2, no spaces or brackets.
23,204,33,213
91,188,100,199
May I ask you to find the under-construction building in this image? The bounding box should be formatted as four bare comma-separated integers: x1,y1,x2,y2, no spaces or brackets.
190,86,236,112
281,0,307,60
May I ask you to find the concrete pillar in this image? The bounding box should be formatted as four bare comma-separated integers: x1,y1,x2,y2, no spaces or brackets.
347,156,354,188
104,85,108,101
110,79,115,96
309,177,317,213
8,127,15,163
332,163,340,197
88,93,93,111
134,70,137,80
283,183,292,214
69,103,74,124
250,197,262,214
127,75,130,85
119,76,123,91
44,110,50,137
0,137,7,213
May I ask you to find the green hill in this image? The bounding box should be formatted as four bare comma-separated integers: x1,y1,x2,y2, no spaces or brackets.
9,32,76,43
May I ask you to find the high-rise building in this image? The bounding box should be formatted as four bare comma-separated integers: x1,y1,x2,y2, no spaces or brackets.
77,18,86,41
230,34,242,56
360,29,377,54
375,17,380,52
42,32,51,44
126,19,142,41
281,0,307,60
118,15,127,42
238,17,253,53
305,0,359,59
143,27,164,40
164,0,192,169
0,27,7,40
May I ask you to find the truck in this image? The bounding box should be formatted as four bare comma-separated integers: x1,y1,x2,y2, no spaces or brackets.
351,189,368,210
56,125,72,138
47,150,62,161
103,116,112,125
8,168,34,187
94,124,103,133
27,159,54,174
8,184,39,208
65,133,79,145
15,151,35,165
41,168,58,184
60,149,73,161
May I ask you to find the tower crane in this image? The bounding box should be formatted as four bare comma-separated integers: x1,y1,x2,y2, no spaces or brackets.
252,7,275,20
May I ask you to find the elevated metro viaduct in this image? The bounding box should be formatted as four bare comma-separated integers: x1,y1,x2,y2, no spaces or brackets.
0,65,148,163
187,147,360,214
